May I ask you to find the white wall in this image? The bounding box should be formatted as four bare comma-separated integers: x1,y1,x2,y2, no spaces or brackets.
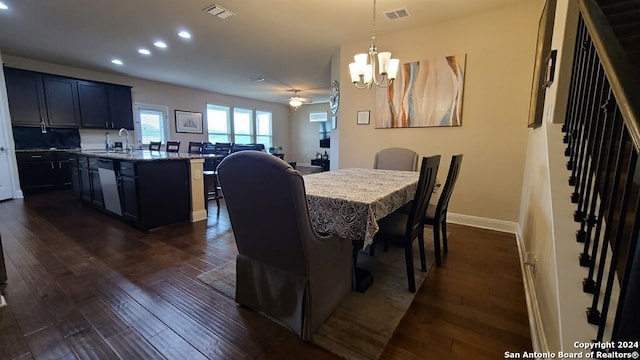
335,1,542,223
2,56,291,151
519,0,596,352
289,103,331,164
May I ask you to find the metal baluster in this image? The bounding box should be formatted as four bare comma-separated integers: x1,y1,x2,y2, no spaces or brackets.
564,17,586,140
569,38,599,196
566,19,590,160
586,128,629,325
584,106,622,293
597,150,639,341
574,65,608,220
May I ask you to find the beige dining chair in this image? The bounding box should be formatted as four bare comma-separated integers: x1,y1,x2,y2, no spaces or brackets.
373,155,441,292
373,147,419,171
217,150,352,340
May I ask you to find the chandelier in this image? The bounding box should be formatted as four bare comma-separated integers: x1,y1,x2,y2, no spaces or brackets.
349,0,400,89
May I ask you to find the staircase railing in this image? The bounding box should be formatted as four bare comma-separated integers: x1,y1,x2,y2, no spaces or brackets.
563,0,640,347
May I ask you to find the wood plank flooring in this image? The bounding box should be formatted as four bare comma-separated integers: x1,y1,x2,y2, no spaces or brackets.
0,191,531,359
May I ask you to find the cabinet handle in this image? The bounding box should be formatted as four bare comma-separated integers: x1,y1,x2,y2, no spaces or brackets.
111,122,114,128
40,120,47,134
106,121,109,128
30,155,43,159
51,162,55,170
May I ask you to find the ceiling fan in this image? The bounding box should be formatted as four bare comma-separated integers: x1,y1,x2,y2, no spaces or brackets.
288,89,311,109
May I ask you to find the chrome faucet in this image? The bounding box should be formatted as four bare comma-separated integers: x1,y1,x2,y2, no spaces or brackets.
118,128,130,151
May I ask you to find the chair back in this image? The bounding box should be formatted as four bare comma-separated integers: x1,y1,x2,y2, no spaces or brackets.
188,141,204,154
374,147,419,171
436,154,463,219
148,141,161,151
166,141,180,153
406,155,440,237
214,142,232,155
217,151,314,274
230,143,265,153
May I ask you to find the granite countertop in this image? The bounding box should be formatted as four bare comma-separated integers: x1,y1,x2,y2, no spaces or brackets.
68,149,224,162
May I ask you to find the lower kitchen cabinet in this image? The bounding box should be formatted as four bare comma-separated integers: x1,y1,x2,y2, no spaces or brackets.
69,155,190,230
16,151,73,193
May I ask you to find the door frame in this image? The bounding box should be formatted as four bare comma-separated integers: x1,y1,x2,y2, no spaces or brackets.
0,52,24,200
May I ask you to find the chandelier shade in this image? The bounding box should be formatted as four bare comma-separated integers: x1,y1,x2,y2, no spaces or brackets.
349,0,399,89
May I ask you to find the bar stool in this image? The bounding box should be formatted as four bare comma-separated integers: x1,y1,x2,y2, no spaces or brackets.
166,141,181,153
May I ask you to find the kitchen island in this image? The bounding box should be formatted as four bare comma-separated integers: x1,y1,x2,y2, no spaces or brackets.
68,149,214,230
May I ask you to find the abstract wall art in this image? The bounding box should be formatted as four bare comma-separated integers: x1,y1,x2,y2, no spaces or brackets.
375,54,466,128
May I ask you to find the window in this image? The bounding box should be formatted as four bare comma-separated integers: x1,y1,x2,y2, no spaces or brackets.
207,104,231,143
233,108,253,145
206,104,272,149
256,111,273,149
134,104,168,147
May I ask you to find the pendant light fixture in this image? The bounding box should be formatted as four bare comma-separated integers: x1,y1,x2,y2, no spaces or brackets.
349,0,400,89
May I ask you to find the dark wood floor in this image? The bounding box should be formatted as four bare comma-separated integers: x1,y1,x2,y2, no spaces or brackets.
0,191,531,359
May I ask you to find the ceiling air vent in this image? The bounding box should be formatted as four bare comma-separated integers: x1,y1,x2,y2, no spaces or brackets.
204,4,235,19
384,8,410,20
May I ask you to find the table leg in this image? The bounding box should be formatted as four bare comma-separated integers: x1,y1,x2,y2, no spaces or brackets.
352,240,373,293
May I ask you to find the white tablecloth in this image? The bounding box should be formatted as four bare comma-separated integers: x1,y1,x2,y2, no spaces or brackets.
304,168,419,248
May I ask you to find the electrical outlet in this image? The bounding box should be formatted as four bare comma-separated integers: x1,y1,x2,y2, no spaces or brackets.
194,170,201,180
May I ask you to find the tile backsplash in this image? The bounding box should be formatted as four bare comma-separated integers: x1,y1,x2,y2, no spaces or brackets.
80,129,138,150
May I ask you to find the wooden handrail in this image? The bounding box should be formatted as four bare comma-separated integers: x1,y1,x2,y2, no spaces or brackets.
578,0,640,150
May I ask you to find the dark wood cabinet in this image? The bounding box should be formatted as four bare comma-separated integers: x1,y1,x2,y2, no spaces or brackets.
118,161,138,221
311,158,330,171
16,151,74,193
4,67,46,127
88,158,104,208
77,156,91,201
78,81,133,130
4,67,81,128
4,66,133,130
77,81,110,128
69,155,190,230
42,75,80,128
108,85,134,130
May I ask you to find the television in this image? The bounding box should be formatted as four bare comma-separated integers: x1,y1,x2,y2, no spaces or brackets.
319,121,330,148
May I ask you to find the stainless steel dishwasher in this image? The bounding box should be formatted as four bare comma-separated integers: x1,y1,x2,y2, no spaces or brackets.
97,158,122,216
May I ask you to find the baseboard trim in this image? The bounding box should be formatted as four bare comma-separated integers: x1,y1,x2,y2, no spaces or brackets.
447,212,518,233
514,226,548,353
190,209,208,222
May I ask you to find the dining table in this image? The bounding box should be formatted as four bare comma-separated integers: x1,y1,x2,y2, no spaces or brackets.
303,168,420,291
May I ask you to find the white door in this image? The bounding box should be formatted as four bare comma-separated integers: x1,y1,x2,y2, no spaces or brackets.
0,122,13,201
0,50,17,201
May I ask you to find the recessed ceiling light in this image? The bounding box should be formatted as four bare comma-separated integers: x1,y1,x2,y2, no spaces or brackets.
138,48,151,55
153,41,167,49
248,77,265,83
178,31,191,39
0,2,8,10
111,59,123,65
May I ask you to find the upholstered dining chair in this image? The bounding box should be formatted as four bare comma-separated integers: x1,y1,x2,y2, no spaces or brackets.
217,151,352,340
166,141,180,153
373,147,419,171
148,141,161,151
373,155,440,292
424,154,463,266
188,141,204,154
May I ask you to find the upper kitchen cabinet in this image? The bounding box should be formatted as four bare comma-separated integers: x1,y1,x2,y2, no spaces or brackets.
3,67,47,127
4,66,133,130
42,75,81,128
107,84,134,130
77,81,133,130
4,67,80,128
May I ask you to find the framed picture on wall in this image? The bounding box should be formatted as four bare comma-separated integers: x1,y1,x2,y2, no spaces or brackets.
175,110,203,133
357,110,370,125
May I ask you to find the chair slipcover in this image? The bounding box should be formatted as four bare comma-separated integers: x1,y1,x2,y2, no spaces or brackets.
217,151,352,340
373,147,419,171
